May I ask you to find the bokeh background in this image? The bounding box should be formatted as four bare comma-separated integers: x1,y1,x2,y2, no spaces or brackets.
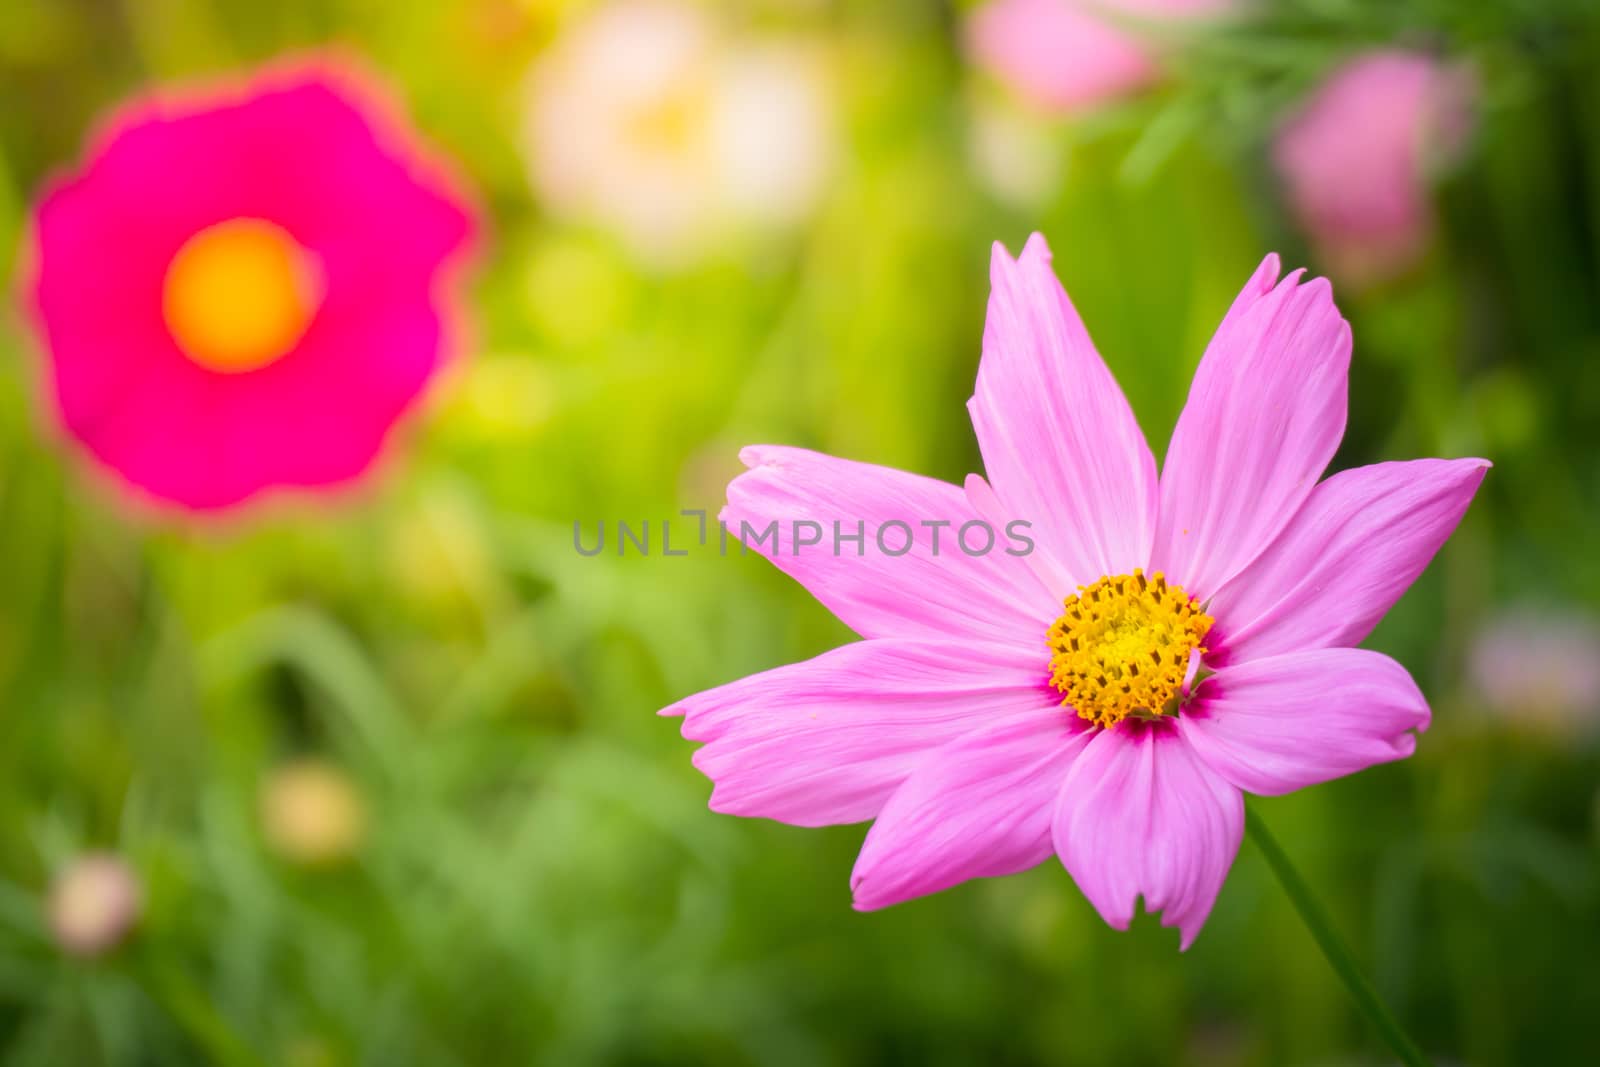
2,1,1599,1064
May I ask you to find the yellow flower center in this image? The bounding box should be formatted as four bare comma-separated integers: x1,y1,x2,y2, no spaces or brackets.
162,218,319,373
627,84,708,154
1047,569,1213,729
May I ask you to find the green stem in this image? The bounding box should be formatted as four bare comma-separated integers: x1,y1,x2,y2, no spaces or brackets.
1245,805,1431,1067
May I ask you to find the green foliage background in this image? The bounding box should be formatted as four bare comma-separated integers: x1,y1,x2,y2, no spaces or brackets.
1,1,1599,1064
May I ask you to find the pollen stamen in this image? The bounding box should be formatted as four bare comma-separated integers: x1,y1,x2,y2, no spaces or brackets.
162,217,320,374
1046,568,1212,729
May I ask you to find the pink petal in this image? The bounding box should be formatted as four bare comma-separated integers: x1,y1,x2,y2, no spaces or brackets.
668,639,1055,828
964,0,1157,114
1180,648,1430,796
78,288,449,510
963,0,1237,115
851,707,1091,910
1209,458,1490,663
1052,720,1243,949
964,472,1074,601
1151,257,1351,601
968,233,1157,594
722,446,1055,649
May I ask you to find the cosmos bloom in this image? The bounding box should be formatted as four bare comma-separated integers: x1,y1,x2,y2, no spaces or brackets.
964,0,1235,114
23,60,476,512
665,234,1487,947
522,0,834,265
1273,50,1474,287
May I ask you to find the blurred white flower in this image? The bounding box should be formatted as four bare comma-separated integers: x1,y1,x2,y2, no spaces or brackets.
48,852,141,958
523,0,835,265
710,46,834,226
966,89,1068,208
1470,606,1600,737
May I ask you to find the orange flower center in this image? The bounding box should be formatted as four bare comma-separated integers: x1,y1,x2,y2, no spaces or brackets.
162,218,319,373
1047,569,1213,729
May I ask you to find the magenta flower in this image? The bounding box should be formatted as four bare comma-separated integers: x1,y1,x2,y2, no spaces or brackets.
1274,50,1474,287
665,235,1487,947
965,0,1235,114
22,60,477,513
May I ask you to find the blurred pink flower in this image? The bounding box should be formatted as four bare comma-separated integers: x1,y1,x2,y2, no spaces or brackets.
1273,50,1474,287
23,60,477,513
965,0,1235,113
49,852,141,958
1470,607,1600,737
665,234,1487,947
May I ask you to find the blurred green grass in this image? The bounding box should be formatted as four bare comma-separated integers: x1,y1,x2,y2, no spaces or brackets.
1,1,1599,1064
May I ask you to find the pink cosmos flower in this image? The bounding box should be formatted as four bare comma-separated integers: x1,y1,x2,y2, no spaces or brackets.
965,0,1235,114
22,60,477,513
1273,50,1474,287
665,234,1487,947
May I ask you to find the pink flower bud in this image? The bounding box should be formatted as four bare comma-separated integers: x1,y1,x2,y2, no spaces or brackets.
48,853,142,958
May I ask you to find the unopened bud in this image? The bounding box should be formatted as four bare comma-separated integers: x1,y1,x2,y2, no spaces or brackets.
48,852,141,958
261,759,368,867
